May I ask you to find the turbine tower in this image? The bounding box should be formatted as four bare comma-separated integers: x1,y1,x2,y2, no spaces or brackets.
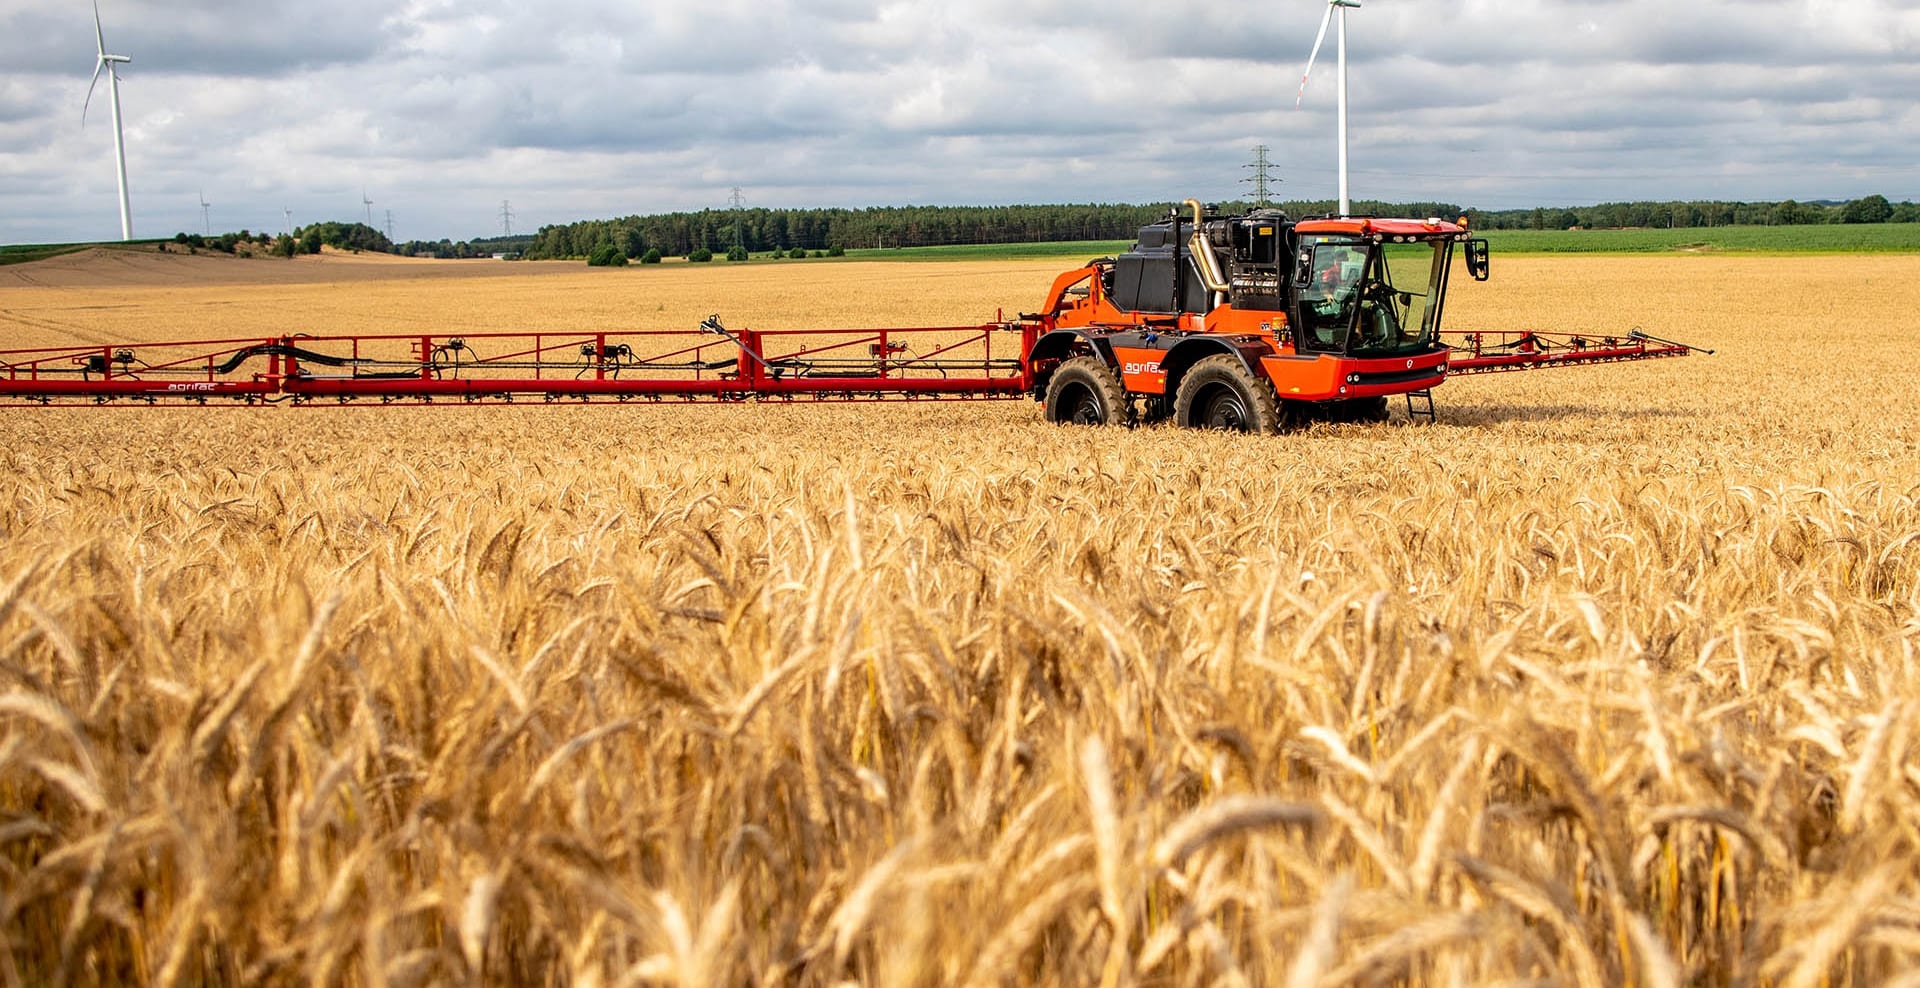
83,0,134,241
1296,0,1361,217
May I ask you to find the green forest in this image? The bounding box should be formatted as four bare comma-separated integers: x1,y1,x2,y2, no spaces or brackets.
145,195,1914,263
515,194,1916,261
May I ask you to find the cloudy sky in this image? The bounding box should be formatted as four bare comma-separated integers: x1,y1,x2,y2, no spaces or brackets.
3,0,1916,245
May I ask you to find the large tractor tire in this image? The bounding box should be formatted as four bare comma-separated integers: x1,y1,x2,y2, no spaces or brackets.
1173,354,1283,434
1043,355,1130,426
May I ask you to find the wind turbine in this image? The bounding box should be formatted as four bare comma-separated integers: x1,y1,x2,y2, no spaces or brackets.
199,191,211,235
1295,0,1361,217
83,0,133,241
283,207,293,235
362,188,374,227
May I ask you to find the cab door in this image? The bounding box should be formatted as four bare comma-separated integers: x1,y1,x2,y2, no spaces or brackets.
1293,240,1367,352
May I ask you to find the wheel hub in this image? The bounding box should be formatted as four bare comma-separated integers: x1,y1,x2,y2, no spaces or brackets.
1201,388,1248,431
1069,391,1104,425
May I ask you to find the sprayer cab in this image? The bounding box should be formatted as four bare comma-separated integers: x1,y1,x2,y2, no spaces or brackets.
1288,216,1485,359
1027,205,1498,421
1043,207,1487,348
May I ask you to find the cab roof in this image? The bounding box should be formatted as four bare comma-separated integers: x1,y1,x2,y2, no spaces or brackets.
1294,217,1468,238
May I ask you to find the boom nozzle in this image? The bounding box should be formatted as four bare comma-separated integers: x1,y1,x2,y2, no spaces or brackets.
1629,329,1714,355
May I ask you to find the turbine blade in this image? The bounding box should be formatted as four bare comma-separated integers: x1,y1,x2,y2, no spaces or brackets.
83,58,104,125
1296,1,1336,109
93,0,107,56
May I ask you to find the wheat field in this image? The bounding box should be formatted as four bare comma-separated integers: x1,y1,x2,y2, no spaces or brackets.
1,249,1917,986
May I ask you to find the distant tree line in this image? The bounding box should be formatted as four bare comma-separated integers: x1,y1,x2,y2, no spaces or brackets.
174,222,400,259
293,222,394,254
521,194,1914,261
172,230,279,255
523,204,1188,260
1465,194,1915,231
395,235,535,259
521,200,1473,261
172,194,1915,264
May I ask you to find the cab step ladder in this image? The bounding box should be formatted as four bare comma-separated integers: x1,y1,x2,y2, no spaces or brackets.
1404,388,1435,423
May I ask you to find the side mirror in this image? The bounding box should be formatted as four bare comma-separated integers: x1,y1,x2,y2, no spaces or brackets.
1292,245,1314,289
1465,238,1490,281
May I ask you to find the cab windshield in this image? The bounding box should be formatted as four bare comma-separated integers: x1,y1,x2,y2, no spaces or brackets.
1295,236,1449,356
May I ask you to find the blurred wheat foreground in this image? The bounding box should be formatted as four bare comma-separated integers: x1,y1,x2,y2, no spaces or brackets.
1,249,1918,985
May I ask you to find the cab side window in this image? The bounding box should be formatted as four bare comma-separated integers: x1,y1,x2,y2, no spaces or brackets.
1297,244,1362,350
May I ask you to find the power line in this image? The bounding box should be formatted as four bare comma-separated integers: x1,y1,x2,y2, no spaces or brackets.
728,186,745,251
1242,145,1278,206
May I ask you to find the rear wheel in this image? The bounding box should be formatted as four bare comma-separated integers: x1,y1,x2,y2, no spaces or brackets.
1173,354,1282,434
1043,355,1129,426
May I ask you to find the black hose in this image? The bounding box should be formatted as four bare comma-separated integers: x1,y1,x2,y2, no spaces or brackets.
214,343,364,374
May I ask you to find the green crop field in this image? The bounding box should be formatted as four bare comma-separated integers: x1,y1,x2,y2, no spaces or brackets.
0,243,96,266
837,224,1920,262
1479,222,1920,254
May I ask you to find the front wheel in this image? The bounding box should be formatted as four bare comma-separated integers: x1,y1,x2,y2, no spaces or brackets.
1172,354,1282,434
1043,355,1130,426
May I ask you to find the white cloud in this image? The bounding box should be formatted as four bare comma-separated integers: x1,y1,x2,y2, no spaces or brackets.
2,0,1917,243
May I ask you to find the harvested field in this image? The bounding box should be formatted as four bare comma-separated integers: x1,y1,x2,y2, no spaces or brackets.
0,248,1917,985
